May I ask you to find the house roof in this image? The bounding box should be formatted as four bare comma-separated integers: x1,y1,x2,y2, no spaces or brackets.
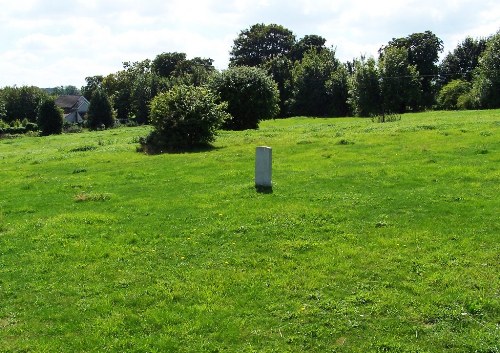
55,95,88,110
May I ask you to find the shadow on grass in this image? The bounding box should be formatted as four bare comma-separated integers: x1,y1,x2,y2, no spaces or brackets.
138,143,222,155
255,185,273,194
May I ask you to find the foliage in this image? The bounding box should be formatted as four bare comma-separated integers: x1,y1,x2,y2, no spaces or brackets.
46,85,81,96
130,73,157,125
379,46,422,113
229,23,296,67
325,64,350,117
348,57,382,117
439,36,487,85
87,89,114,129
381,31,443,108
0,85,48,123
144,85,230,152
436,79,472,110
289,34,327,62
0,98,6,121
152,52,187,77
209,66,279,130
472,30,500,109
261,55,294,116
81,75,104,101
37,98,63,135
289,48,348,117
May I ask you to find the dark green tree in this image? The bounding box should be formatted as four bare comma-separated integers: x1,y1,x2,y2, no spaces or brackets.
144,85,230,152
152,52,187,77
348,57,382,117
37,98,63,135
81,75,104,101
87,89,114,129
381,31,443,108
290,34,327,62
379,46,422,113
472,30,500,109
229,23,296,67
262,55,294,116
209,66,279,130
289,48,347,117
326,64,350,117
439,37,487,85
102,71,132,122
0,94,7,121
0,86,48,123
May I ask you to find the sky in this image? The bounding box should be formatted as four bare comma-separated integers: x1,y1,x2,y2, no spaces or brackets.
1,0,499,88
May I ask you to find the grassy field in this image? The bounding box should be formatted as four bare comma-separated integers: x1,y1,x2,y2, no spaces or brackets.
0,110,499,352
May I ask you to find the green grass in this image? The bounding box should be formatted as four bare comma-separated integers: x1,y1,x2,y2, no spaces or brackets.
1,110,499,352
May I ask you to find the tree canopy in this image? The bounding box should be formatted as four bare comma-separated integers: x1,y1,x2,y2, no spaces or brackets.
381,31,443,108
439,37,487,85
209,66,279,130
229,23,296,67
87,89,114,129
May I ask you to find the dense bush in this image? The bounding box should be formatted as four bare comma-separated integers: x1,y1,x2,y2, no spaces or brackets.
0,86,48,123
0,119,38,135
348,57,382,117
87,89,115,129
473,30,500,109
209,66,279,130
437,79,472,110
37,98,63,135
142,85,230,153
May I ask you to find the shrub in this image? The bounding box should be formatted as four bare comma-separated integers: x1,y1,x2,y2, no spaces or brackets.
87,89,114,130
24,122,39,132
209,66,279,130
37,98,63,135
142,85,230,153
437,79,472,110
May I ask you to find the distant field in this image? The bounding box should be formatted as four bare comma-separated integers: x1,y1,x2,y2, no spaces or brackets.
1,110,499,352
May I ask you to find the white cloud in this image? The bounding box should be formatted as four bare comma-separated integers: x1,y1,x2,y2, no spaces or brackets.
0,0,499,87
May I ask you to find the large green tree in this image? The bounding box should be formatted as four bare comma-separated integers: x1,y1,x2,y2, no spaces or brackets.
209,66,279,130
152,52,187,78
381,31,443,108
379,46,422,113
0,86,48,123
473,30,500,108
37,98,63,135
87,89,114,129
81,75,104,101
439,37,487,85
290,34,327,62
289,48,348,117
262,55,294,116
229,23,296,67
348,57,382,117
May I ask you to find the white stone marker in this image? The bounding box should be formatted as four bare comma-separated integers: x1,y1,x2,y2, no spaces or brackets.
255,146,272,188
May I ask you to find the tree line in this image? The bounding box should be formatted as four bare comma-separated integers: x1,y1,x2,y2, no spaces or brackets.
1,24,500,139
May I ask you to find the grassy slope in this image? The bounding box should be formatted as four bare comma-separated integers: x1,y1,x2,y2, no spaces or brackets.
0,110,499,352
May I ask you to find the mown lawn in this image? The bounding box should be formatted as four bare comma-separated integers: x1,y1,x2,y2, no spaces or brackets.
0,110,499,352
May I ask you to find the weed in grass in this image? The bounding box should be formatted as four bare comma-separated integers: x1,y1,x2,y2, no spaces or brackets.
72,168,87,174
70,145,97,152
337,139,354,145
371,113,402,123
74,192,111,202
